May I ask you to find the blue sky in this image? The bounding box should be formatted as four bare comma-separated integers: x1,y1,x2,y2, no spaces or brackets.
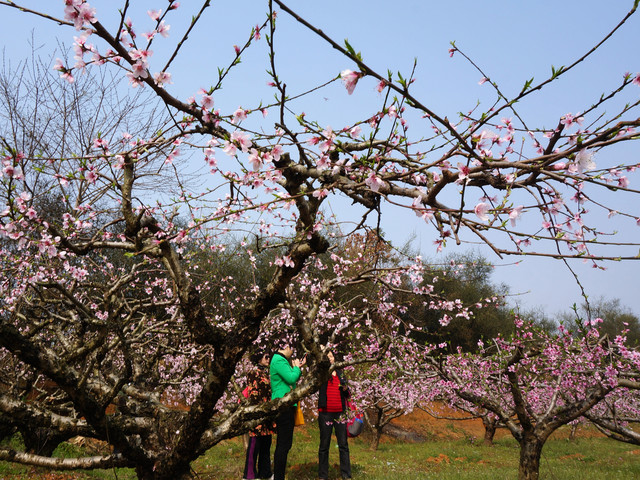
1,1,639,317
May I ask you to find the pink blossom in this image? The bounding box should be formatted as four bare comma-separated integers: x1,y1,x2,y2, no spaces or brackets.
618,176,630,188
560,112,584,129
575,149,596,173
64,2,96,30
474,202,490,221
231,131,251,153
340,69,362,95
349,125,362,138
365,173,385,192
126,73,144,87
157,21,170,38
53,57,66,73
448,47,456,57
234,45,241,55
313,189,329,199
275,255,294,268
200,94,214,110
253,25,261,41
85,168,98,183
113,155,125,169
478,77,489,85
26,207,38,219
232,107,247,124
248,148,262,171
551,162,566,170
165,148,179,164
316,155,330,169
131,61,149,79
153,71,172,86
376,79,387,93
509,205,524,226
222,141,237,157
53,58,75,83
271,144,283,162
92,137,108,150
318,127,335,153
632,73,640,87
130,48,152,63
147,9,162,21
457,163,470,184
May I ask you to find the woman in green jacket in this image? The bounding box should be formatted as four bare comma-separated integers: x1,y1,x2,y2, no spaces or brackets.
270,344,305,480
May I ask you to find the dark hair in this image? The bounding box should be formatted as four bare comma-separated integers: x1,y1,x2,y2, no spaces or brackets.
250,349,269,365
326,349,343,362
274,333,294,350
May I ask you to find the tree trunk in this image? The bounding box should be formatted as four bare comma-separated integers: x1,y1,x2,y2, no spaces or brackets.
482,417,497,446
135,461,193,480
569,423,578,441
370,428,382,451
518,437,544,480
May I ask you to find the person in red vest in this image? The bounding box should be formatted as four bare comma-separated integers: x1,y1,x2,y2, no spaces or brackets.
317,350,352,480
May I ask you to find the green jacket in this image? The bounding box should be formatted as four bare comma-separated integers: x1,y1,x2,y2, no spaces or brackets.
270,352,301,401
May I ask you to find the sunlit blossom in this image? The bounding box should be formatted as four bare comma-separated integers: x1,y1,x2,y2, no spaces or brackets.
157,21,170,38
200,94,214,110
575,149,596,173
509,205,524,227
248,148,261,171
153,71,172,86
365,173,385,192
474,202,490,221
340,69,362,95
232,107,247,124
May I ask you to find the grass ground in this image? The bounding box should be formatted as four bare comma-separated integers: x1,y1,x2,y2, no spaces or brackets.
2,411,640,479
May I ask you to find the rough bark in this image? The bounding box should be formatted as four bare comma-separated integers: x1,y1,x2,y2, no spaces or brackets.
482,415,497,446
518,435,544,480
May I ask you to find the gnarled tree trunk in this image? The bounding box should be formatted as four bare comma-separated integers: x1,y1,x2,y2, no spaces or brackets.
481,415,497,446
518,435,544,480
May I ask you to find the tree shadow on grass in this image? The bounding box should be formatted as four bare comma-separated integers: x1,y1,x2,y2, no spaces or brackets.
289,461,364,479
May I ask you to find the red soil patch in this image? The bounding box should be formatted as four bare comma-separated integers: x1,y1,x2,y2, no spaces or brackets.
389,403,507,441
389,402,604,442
559,453,585,461
426,453,450,464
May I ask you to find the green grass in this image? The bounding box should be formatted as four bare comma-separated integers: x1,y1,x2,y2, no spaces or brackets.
3,426,640,479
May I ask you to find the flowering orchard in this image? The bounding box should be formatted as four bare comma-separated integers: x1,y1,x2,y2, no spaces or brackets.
420,319,640,480
0,1,639,479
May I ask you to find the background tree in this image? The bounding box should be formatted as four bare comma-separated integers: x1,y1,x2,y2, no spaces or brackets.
425,319,640,480
559,297,640,346
402,251,512,352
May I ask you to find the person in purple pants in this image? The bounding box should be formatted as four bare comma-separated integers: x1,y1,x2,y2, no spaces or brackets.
243,351,274,480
